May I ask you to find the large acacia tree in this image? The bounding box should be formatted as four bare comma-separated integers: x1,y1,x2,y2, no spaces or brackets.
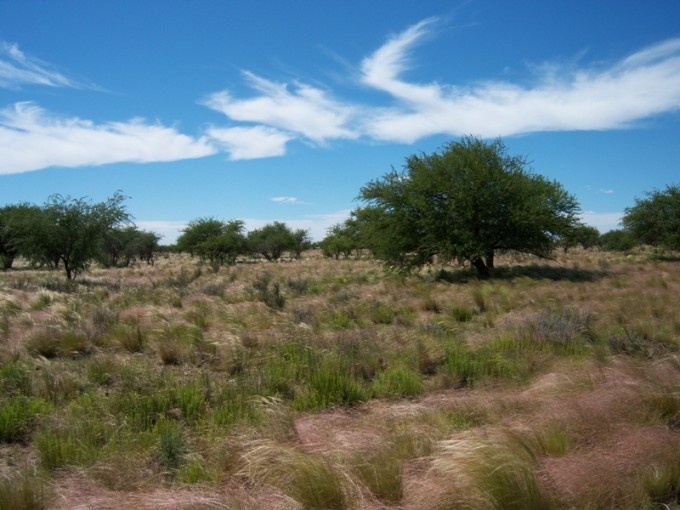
357,136,580,277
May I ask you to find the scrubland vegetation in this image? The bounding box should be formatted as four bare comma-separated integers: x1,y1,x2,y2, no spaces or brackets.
0,248,678,509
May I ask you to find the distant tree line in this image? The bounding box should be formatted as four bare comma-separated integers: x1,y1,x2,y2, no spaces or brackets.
2,138,677,281
174,219,311,267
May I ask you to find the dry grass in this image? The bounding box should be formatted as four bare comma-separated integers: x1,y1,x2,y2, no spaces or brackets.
0,248,679,508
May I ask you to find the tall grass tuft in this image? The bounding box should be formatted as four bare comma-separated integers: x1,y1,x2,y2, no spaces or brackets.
0,397,52,443
253,272,286,310
372,364,424,398
238,440,354,509
0,469,51,510
432,433,553,510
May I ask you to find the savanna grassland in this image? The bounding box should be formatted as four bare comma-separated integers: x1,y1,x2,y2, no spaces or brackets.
0,250,679,509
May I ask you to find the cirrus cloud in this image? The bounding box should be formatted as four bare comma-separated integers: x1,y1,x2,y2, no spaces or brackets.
1,42,86,90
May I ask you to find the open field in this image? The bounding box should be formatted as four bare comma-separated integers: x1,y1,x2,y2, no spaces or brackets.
0,250,679,509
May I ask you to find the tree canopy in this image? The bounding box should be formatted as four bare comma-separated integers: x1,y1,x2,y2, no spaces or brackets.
176,218,247,266
622,184,680,251
16,193,131,280
357,136,581,277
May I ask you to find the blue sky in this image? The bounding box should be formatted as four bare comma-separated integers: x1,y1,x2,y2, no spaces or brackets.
1,1,679,243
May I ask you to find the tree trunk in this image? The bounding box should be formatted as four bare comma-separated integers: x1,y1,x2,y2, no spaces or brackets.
485,250,495,269
472,257,490,278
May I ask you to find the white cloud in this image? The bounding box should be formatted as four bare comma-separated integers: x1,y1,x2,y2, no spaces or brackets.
202,72,357,144
201,20,680,149
139,210,351,245
272,196,299,203
206,125,292,160
358,23,680,142
599,188,615,194
579,211,623,233
135,220,188,244
0,42,81,89
0,102,217,174
242,210,351,241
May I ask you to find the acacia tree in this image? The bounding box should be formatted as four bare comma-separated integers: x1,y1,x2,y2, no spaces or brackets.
321,216,364,259
247,222,296,261
358,136,580,277
622,184,680,251
98,226,161,267
19,193,130,280
561,223,601,252
176,218,247,265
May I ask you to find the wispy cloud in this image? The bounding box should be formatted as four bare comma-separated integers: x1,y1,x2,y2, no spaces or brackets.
271,196,299,203
3,20,680,174
0,102,216,174
358,23,680,142
202,71,357,145
205,19,680,147
600,188,615,194
0,42,83,89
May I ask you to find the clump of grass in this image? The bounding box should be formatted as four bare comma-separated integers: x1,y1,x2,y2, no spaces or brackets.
25,327,91,358
372,364,424,398
114,323,146,353
352,434,431,504
451,305,474,323
294,358,368,411
0,396,52,443
0,360,33,397
25,328,60,358
154,417,189,477
253,272,285,310
84,356,118,386
640,457,680,508
370,303,395,324
526,307,594,345
238,440,354,509
251,396,298,443
0,468,52,510
421,294,442,313
432,433,553,510
30,289,56,311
